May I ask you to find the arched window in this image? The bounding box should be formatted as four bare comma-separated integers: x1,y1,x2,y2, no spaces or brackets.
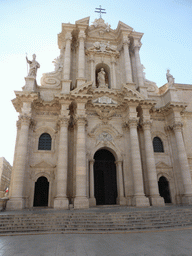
38,133,52,150
153,136,164,152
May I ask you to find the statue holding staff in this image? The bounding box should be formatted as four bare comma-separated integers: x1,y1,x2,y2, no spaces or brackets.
26,54,40,78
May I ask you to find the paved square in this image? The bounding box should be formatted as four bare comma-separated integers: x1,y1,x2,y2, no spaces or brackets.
0,228,192,255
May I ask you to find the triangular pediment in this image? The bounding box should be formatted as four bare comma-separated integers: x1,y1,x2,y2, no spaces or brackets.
76,17,90,26
71,81,93,95
123,84,145,100
88,28,116,40
31,161,56,169
116,21,133,32
156,161,172,169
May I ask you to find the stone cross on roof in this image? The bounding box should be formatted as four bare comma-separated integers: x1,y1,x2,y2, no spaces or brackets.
95,5,106,19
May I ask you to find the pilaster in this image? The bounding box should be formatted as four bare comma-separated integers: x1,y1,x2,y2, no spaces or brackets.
62,31,72,93
122,33,133,84
89,159,96,206
132,38,148,98
76,29,86,87
74,101,89,208
127,114,150,207
7,114,31,210
140,116,165,206
54,104,70,209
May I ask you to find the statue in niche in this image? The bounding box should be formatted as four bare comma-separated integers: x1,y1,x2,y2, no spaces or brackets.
166,69,175,86
26,54,40,78
97,68,107,88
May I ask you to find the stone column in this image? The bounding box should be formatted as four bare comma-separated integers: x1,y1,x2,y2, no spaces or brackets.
128,118,150,207
74,116,89,208
111,57,117,89
173,122,192,204
62,31,72,93
116,161,126,205
142,120,165,206
7,115,31,210
54,116,69,209
90,54,95,87
77,30,86,87
133,39,148,97
89,159,96,206
123,35,133,84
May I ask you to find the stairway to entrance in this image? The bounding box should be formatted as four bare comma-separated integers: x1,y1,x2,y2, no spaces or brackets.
0,206,192,235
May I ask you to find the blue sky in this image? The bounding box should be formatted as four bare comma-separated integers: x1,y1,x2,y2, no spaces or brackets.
0,0,192,164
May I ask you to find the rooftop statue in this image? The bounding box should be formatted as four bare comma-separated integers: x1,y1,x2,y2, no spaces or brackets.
26,54,40,78
166,69,175,86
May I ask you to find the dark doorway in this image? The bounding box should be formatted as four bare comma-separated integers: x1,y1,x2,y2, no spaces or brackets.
33,176,49,207
94,149,117,205
158,176,172,203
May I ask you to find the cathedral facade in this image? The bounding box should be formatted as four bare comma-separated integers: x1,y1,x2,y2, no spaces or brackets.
7,17,192,210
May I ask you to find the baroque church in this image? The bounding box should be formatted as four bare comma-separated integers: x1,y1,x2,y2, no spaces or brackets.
6,16,192,210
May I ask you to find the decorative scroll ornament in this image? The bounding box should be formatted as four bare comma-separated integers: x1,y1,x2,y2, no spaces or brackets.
40,55,63,87
92,18,111,32
87,41,119,55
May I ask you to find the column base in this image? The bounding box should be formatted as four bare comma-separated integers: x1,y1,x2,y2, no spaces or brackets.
149,196,165,206
74,197,89,209
76,78,86,87
89,197,96,207
61,79,71,93
116,196,127,205
126,196,132,206
132,195,150,207
182,195,192,205
54,197,69,209
6,197,25,210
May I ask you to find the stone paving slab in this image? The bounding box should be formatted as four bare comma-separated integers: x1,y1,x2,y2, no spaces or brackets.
0,228,192,255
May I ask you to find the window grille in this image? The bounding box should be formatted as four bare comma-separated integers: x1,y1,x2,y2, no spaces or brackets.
38,133,51,150
153,136,164,152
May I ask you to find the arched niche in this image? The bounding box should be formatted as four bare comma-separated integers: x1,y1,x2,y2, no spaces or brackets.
95,63,111,88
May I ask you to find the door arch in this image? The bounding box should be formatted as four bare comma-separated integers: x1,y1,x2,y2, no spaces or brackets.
158,176,172,203
33,176,49,207
94,149,117,205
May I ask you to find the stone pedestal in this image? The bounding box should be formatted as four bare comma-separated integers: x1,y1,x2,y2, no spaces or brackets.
76,78,86,87
24,76,37,91
61,80,71,94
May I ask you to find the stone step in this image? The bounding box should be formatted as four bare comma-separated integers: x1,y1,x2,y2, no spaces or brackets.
0,207,192,234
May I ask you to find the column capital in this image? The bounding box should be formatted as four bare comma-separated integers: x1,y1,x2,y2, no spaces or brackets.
133,39,142,50
19,114,31,125
123,37,130,46
75,115,87,126
78,30,86,40
115,160,122,165
65,31,72,41
140,119,153,130
128,117,139,128
58,116,70,127
172,121,183,131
